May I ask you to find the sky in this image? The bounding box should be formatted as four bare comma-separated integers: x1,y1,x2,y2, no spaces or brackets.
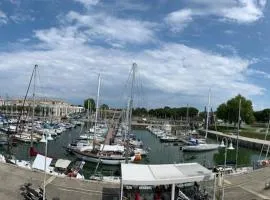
0,0,270,110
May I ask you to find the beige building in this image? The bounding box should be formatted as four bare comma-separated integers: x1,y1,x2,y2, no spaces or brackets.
1,97,84,117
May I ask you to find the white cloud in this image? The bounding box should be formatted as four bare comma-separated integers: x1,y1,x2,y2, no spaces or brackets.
0,30,265,107
246,68,270,79
113,1,149,11
73,0,99,7
165,9,193,32
165,0,267,32
217,44,238,55
65,11,156,45
0,10,8,25
220,0,265,23
0,6,267,108
10,14,35,23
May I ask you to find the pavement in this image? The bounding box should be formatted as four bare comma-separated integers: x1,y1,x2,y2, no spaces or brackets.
222,167,270,200
0,163,120,200
3,160,270,200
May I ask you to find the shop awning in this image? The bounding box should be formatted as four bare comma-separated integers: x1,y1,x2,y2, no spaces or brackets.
121,163,214,185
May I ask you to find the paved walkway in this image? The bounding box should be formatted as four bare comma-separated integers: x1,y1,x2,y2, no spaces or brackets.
0,162,119,200
200,129,270,146
223,167,270,200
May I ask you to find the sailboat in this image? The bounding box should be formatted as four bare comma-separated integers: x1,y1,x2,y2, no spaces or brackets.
73,72,137,165
182,90,219,152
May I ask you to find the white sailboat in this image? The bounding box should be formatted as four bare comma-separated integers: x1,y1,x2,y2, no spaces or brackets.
182,90,219,152
73,71,137,165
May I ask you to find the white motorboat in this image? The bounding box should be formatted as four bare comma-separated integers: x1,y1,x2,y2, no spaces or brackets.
181,143,219,152
160,135,178,142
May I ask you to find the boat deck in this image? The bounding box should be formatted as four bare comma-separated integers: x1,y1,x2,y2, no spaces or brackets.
104,128,114,145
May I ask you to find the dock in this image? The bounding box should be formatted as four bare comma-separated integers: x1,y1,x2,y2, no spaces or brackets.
0,162,119,200
199,129,270,151
104,128,114,145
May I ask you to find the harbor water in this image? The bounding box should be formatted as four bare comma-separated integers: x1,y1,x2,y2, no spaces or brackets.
0,126,262,178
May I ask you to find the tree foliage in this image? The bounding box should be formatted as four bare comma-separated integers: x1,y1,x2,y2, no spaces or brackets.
254,109,270,122
133,106,199,119
100,104,109,110
216,94,255,125
84,98,96,110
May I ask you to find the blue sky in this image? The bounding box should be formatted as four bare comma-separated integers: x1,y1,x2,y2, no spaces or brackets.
0,0,269,110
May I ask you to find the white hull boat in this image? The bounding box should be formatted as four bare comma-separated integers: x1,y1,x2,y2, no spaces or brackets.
73,150,134,165
181,143,219,152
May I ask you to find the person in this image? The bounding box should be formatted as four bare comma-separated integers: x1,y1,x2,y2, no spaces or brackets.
194,181,200,192
135,189,141,200
154,186,161,200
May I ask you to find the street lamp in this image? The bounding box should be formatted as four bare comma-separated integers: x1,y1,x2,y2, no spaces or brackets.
219,137,234,200
40,131,53,200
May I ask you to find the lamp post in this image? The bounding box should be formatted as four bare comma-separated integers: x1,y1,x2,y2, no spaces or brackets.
40,131,53,200
219,137,234,200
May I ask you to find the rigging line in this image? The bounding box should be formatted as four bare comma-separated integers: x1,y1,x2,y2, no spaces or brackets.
112,65,133,110
259,116,270,160
15,65,36,135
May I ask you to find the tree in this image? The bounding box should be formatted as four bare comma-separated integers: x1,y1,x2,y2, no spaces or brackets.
254,109,270,122
216,103,228,122
216,94,255,125
100,104,109,110
84,98,95,110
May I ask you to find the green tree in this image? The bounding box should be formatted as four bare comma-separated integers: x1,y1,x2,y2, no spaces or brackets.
84,98,96,110
100,104,109,110
216,103,228,122
216,94,255,126
254,109,270,122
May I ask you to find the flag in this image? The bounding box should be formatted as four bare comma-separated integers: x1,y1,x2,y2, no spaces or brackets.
29,147,38,157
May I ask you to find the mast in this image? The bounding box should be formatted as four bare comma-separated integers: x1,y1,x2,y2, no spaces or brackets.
235,98,241,169
125,63,136,164
129,63,136,133
259,116,270,160
31,65,37,148
93,74,101,149
186,104,189,135
205,89,211,139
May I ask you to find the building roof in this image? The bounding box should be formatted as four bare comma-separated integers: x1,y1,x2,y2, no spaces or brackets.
121,163,214,185
55,159,71,169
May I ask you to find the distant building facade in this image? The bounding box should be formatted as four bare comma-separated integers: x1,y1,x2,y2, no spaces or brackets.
1,97,84,117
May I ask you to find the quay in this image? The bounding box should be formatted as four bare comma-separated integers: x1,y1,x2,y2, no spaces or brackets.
199,129,270,151
222,167,270,199
0,162,119,200
2,161,270,200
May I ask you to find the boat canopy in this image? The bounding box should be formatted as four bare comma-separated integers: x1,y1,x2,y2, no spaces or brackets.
55,159,71,169
32,154,52,172
121,163,213,185
100,144,124,152
79,145,124,152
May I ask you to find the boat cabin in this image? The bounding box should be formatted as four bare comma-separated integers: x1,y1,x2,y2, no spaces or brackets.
54,159,71,173
121,163,214,200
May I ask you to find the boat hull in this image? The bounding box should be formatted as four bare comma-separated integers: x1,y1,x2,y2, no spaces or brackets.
73,151,126,165
181,144,219,152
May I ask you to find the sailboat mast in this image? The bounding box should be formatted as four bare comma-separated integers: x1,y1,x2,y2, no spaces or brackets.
205,89,211,139
31,64,37,148
94,74,101,143
235,98,241,169
128,63,136,133
125,63,137,164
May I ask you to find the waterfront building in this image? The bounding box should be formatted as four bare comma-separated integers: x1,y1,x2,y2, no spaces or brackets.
0,97,84,117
